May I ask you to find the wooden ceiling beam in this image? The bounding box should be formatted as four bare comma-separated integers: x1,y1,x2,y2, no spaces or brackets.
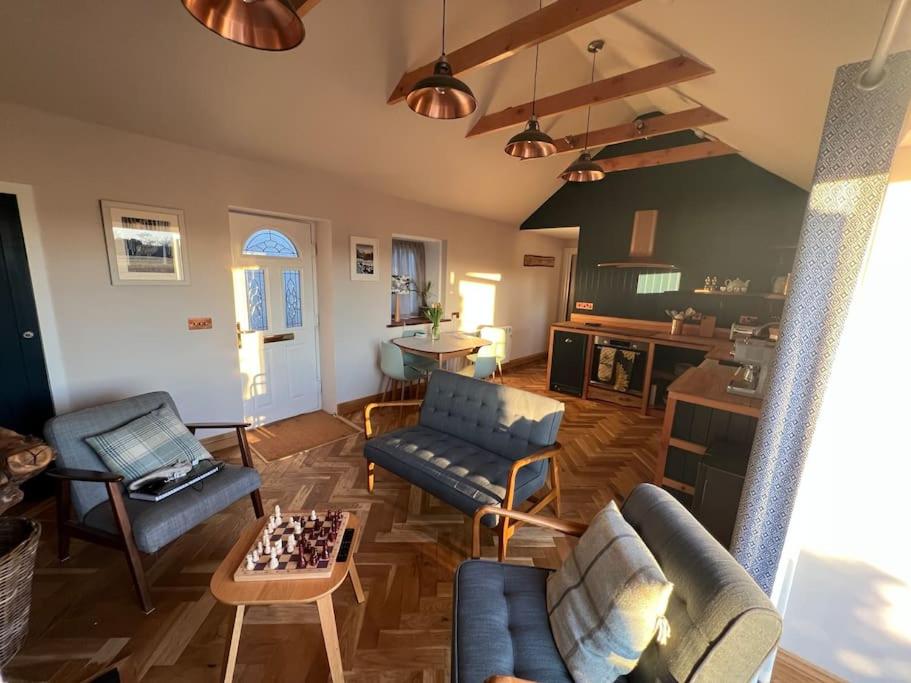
593,140,736,173
552,106,726,155
387,0,643,105
467,56,714,138
295,0,323,18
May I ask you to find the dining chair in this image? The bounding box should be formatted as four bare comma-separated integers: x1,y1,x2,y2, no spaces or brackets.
466,326,508,381
459,344,498,381
380,341,424,401
400,328,437,376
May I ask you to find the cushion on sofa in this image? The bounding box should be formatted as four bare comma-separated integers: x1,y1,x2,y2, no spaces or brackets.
547,500,673,683
85,405,210,484
453,560,572,683
419,370,563,460
364,425,547,526
82,463,260,553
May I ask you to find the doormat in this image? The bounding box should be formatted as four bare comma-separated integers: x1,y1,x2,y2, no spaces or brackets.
248,411,360,463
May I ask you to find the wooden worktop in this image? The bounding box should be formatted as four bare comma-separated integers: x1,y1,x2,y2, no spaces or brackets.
667,360,763,418
551,319,734,356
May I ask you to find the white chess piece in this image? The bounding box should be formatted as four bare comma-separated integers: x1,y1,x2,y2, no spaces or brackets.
269,555,279,570
294,522,302,535
274,504,281,517
276,539,283,554
287,536,296,552
246,555,255,571
264,541,271,554
252,549,260,562
256,541,263,555
310,509,317,521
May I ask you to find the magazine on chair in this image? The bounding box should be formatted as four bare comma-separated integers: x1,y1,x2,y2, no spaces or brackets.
128,460,224,502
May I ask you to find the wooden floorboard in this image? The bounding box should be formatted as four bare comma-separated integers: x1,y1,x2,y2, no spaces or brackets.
6,362,828,682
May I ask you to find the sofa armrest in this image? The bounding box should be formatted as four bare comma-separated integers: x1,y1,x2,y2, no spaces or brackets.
184,421,250,434
47,467,123,483
502,442,561,512
486,677,539,683
472,505,588,559
364,400,423,438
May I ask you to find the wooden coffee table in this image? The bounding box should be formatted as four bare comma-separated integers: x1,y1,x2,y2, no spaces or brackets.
210,513,365,682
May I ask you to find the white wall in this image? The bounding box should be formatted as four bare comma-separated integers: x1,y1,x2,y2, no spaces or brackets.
0,103,565,421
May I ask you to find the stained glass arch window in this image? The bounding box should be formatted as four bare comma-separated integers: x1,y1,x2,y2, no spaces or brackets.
242,229,299,258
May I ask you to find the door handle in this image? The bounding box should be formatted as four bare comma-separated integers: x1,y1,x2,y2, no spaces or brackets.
22,330,35,339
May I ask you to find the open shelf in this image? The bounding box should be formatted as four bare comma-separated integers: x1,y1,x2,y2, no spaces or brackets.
693,289,785,300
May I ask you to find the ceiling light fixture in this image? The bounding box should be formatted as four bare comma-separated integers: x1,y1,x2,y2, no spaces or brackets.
181,0,306,51
560,39,607,182
504,0,556,159
406,0,477,119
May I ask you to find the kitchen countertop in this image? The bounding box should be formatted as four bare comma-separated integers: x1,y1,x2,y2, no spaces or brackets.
666,360,763,418
551,320,734,355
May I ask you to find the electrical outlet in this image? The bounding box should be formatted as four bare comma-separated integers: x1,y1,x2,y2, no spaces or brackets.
188,317,213,330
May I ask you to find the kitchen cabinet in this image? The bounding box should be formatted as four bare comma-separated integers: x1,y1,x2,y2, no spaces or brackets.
548,330,588,396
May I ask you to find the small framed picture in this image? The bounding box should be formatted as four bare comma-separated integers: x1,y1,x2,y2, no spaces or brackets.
100,200,190,286
350,236,378,281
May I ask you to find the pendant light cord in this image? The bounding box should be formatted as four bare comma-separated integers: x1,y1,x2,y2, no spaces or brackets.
531,0,542,116
584,46,597,151
441,0,447,55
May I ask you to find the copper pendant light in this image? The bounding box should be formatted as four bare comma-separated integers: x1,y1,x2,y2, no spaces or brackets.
406,0,477,119
560,40,607,182
505,0,555,158
181,0,305,51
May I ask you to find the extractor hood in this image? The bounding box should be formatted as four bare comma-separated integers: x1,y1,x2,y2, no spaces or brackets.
597,210,677,270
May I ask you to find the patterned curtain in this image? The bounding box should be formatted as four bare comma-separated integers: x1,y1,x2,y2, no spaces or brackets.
391,239,426,317
732,52,911,594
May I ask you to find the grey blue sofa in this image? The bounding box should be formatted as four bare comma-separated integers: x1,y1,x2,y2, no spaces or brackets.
364,370,564,560
44,391,263,613
454,484,782,682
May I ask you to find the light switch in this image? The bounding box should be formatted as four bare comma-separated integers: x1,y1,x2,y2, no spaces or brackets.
188,317,213,330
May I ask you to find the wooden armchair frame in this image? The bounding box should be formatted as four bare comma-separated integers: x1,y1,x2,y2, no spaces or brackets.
364,400,562,560
48,422,263,614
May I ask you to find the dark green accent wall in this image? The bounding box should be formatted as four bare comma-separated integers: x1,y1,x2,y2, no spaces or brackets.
522,130,809,327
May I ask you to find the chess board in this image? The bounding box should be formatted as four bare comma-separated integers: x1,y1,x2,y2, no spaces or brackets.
233,510,350,582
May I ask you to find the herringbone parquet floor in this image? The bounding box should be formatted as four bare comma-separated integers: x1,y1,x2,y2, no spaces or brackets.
5,363,809,682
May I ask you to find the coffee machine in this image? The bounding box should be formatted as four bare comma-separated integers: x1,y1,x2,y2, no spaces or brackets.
726,338,776,398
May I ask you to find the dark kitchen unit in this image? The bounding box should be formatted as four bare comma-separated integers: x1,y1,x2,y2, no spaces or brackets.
548,330,588,396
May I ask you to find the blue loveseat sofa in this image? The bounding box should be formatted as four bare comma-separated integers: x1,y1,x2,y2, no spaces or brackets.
363,370,565,559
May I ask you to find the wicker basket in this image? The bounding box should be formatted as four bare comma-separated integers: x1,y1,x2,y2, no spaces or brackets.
0,517,40,667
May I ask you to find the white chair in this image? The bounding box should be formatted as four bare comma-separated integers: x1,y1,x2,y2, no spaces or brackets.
466,326,508,381
459,343,498,381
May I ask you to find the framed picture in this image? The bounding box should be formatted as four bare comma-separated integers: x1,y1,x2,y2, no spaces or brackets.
350,236,378,281
100,200,190,285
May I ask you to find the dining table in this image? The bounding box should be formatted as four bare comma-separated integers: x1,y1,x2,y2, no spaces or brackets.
392,331,491,368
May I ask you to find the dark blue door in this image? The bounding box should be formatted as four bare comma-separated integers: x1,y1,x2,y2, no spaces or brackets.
0,193,54,436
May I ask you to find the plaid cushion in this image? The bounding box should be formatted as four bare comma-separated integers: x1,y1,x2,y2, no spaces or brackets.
546,501,673,682
85,405,210,484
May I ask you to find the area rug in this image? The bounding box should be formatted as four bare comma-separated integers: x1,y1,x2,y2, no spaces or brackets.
247,411,360,463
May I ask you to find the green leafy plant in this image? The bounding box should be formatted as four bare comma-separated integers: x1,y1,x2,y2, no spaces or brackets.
423,302,444,326
411,280,433,309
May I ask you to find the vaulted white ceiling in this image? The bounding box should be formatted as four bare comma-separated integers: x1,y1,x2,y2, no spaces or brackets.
0,0,906,224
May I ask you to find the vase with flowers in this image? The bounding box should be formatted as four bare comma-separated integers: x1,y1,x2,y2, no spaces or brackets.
423,302,444,341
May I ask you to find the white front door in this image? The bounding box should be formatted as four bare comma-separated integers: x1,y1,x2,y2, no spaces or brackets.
229,211,320,426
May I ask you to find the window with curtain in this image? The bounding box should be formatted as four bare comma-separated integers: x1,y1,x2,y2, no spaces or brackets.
391,239,426,319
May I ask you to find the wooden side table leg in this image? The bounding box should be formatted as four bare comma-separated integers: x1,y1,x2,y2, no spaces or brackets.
317,595,345,683
222,604,245,683
349,563,366,604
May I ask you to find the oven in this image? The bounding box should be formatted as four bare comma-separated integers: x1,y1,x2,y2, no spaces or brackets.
589,336,648,403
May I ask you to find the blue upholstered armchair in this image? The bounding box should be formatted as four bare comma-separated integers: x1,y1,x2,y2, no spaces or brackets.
364,370,564,560
44,392,263,613
453,484,782,683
